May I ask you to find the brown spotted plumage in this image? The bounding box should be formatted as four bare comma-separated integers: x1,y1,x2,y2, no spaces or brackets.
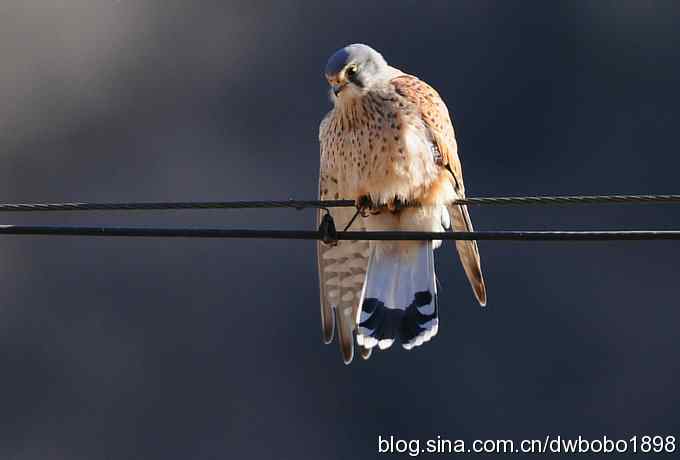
318,44,486,363
390,75,487,306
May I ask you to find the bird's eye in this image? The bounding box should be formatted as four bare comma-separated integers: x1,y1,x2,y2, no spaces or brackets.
346,65,358,79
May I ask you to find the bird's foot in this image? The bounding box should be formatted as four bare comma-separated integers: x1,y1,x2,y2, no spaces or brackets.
386,197,409,213
355,195,380,217
356,195,412,216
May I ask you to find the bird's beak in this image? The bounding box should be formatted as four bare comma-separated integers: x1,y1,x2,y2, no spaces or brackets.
332,82,347,96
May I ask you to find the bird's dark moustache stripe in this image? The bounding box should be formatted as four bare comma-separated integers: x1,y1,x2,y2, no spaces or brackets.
348,72,364,88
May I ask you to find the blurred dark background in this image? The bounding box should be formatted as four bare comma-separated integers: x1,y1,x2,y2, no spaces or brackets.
1,1,680,458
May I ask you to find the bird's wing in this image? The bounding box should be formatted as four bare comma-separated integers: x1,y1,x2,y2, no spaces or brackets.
318,112,372,364
391,75,487,305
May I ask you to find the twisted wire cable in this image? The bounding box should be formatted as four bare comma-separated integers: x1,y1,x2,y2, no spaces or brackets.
0,194,679,212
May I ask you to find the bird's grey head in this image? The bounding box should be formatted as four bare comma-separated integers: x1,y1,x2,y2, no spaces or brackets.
324,44,389,100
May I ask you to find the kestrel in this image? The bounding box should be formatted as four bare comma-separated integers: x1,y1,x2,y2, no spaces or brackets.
317,44,486,364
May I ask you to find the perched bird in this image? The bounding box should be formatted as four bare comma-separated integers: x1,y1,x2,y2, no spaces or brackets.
317,44,486,364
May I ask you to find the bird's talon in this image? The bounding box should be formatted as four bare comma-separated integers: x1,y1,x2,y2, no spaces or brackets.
356,195,375,217
387,197,408,213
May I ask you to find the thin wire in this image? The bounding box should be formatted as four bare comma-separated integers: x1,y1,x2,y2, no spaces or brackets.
458,194,680,206
0,200,345,212
0,225,679,240
1,194,680,212
342,208,362,231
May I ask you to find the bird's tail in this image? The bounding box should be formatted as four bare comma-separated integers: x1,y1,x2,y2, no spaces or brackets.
356,241,438,350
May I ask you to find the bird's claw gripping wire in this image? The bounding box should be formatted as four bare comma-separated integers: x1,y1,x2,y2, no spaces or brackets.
341,195,382,232
386,197,413,213
355,195,413,215
356,195,384,217
318,210,338,246
343,195,410,232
